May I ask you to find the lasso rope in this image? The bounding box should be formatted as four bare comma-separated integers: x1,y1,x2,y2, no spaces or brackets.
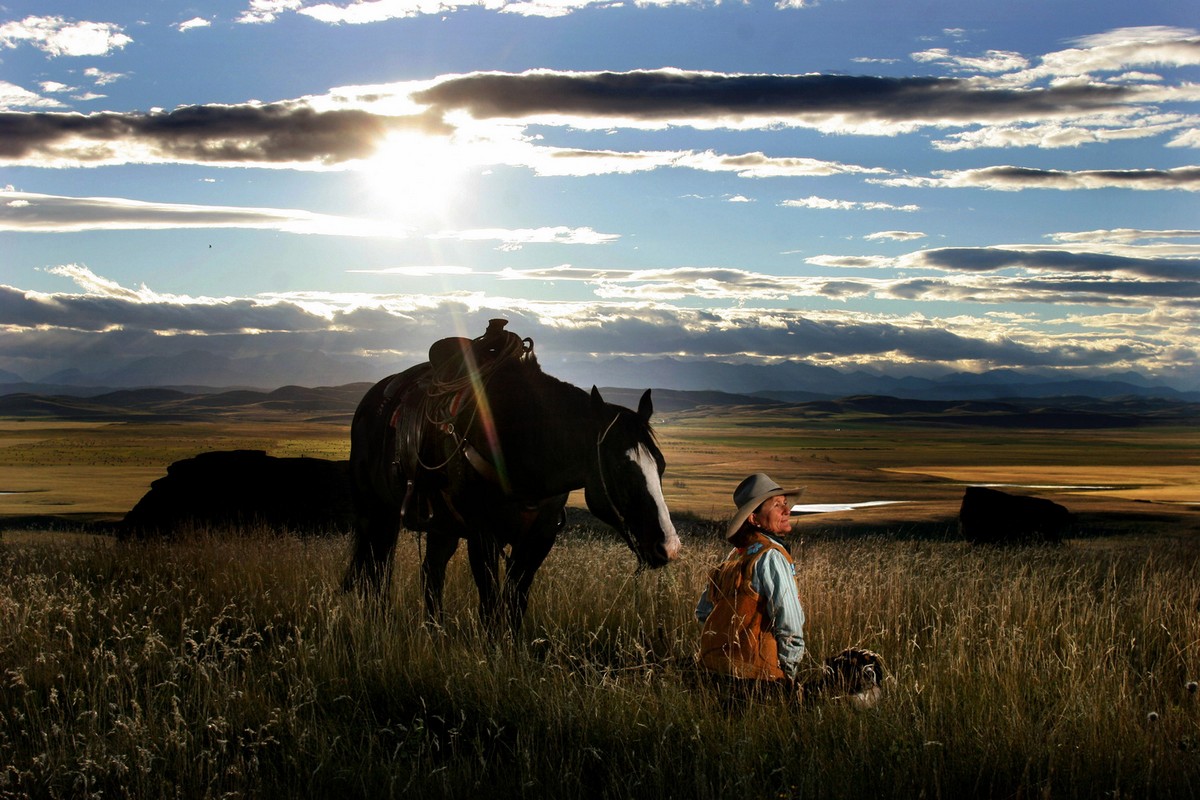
427,333,533,400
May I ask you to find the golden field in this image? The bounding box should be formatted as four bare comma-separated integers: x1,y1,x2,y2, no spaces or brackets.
1,403,1199,798
1,409,1197,530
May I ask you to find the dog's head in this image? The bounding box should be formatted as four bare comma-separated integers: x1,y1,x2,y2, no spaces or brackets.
822,647,885,694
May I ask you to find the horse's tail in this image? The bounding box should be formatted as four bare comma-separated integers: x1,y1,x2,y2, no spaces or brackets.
345,363,431,593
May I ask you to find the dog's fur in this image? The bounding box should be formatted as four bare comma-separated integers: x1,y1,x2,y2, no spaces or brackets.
802,647,885,706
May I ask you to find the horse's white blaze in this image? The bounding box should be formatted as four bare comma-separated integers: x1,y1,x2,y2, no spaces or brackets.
628,444,681,561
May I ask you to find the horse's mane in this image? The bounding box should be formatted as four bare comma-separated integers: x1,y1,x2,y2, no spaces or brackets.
490,350,656,442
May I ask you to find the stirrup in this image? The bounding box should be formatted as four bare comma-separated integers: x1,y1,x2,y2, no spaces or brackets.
400,478,435,531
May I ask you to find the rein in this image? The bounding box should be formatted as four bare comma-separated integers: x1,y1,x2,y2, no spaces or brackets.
594,413,639,555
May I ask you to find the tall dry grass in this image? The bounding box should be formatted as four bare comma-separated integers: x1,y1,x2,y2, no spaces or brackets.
1,525,1198,799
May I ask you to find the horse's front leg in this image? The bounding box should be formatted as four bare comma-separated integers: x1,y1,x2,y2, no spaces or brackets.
421,530,459,628
504,499,567,634
466,532,505,633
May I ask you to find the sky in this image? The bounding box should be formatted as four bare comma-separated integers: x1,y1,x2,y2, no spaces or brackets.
1,0,1198,392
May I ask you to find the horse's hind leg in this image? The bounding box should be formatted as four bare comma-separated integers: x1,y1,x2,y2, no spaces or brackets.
343,498,400,595
421,530,459,627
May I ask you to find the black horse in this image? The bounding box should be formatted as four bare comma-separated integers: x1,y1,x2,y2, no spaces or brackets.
344,321,681,632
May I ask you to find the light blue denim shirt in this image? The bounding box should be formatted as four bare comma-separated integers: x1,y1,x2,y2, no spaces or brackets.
696,538,807,679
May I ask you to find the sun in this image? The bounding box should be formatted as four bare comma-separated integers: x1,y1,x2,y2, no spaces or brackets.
359,133,471,225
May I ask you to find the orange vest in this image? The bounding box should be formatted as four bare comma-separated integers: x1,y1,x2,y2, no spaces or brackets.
698,530,795,681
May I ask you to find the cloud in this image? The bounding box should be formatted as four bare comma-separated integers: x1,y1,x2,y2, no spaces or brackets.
781,196,919,212
409,69,1152,134
0,81,65,110
511,144,885,178
177,17,212,32
896,27,1200,150
298,0,483,23
903,247,1200,281
498,265,832,300
791,241,1200,312
0,190,625,246
0,104,448,168
83,68,124,87
881,274,1200,305
1047,228,1200,245
0,189,407,237
0,92,886,176
265,0,719,23
2,266,331,335
1169,128,1200,148
805,255,895,269
677,150,888,178
875,166,1200,191
493,257,1200,312
6,267,1189,384
0,15,131,57
929,118,1197,151
911,48,1029,73
1031,26,1200,84
429,226,619,250
3,37,1195,170
238,0,305,24
929,26,1200,93
864,230,926,241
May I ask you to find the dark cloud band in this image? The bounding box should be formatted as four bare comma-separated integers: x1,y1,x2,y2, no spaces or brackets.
912,247,1200,280
0,104,445,165
412,69,1137,124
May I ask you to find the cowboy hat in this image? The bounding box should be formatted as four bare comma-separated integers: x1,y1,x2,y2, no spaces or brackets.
725,473,805,539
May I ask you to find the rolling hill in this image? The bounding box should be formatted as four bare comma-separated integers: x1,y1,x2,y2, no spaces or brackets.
2,383,1198,428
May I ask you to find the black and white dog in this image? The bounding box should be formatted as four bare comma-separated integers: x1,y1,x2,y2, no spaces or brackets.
803,647,885,707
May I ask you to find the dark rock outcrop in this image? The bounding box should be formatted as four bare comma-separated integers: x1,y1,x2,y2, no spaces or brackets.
958,486,1070,544
121,449,353,537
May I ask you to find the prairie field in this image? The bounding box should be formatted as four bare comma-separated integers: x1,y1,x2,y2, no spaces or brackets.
2,527,1199,799
1,408,1199,797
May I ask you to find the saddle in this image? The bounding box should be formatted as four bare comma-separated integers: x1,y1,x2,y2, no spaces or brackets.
427,318,530,385
392,319,534,530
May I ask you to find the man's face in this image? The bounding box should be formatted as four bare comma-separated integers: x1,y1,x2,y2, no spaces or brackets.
749,494,792,536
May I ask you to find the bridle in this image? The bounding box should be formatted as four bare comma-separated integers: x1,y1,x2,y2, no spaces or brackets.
593,412,640,556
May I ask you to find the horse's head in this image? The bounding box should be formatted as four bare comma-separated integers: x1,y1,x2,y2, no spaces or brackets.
585,387,682,568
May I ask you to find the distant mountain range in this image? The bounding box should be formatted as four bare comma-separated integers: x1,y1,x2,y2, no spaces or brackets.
3,383,1199,429
21,349,367,393
1,350,1197,403
0,384,373,423
575,358,1200,403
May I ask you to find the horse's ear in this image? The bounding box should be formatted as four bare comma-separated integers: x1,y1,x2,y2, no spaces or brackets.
590,386,605,415
637,389,653,422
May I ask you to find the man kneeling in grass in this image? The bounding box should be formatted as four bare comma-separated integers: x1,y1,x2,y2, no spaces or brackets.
696,473,884,706
696,473,807,700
